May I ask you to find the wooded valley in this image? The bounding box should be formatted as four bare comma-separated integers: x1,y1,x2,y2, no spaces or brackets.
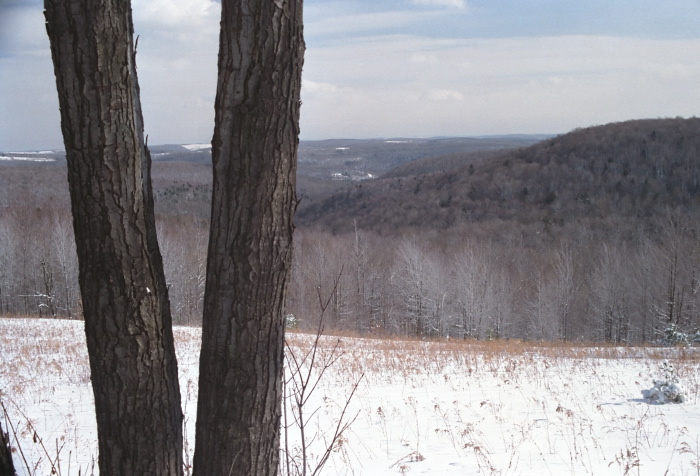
1,117,699,343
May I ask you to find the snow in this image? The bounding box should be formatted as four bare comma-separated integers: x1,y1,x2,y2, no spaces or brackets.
0,155,56,162
1,317,699,475
181,143,211,151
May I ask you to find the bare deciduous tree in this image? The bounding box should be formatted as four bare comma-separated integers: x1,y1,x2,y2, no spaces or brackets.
45,0,183,473
45,0,304,474
192,0,304,474
45,0,304,473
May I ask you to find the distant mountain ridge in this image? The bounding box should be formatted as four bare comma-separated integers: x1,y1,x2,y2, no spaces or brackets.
2,120,698,241
0,135,542,219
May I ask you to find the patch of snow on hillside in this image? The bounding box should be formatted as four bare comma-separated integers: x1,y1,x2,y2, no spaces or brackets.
0,155,55,162
182,143,211,151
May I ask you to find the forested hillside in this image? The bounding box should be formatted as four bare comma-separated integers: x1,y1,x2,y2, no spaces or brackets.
2,118,699,344
297,118,700,239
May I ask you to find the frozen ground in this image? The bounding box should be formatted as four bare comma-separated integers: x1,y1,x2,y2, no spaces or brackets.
1,317,699,475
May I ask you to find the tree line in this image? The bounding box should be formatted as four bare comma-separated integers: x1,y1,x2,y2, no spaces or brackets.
3,208,698,344
289,212,700,344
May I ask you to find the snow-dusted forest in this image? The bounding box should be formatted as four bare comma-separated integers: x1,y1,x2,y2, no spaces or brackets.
1,209,699,344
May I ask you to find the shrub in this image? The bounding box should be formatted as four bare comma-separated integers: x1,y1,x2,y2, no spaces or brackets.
641,360,685,404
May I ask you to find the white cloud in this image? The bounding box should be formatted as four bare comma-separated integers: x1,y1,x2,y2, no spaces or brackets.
129,0,220,145
308,11,422,37
426,89,464,101
132,0,219,29
2,0,700,149
303,80,351,96
412,0,467,8
411,53,439,64
300,35,700,139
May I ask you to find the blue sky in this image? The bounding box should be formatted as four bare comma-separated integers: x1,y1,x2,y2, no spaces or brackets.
1,0,699,150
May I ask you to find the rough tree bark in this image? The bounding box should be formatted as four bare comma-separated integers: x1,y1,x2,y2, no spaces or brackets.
44,1,183,474
192,0,304,474
0,419,15,476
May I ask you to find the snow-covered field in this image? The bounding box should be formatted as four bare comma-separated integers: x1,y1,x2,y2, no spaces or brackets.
1,317,699,475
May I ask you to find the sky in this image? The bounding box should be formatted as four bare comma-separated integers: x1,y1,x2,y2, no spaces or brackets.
1,0,699,151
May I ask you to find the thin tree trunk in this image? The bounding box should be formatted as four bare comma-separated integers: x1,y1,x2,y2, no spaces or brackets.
44,1,183,474
193,0,304,474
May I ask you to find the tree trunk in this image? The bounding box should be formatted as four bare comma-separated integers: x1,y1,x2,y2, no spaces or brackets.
0,419,15,476
44,1,183,474
193,0,304,474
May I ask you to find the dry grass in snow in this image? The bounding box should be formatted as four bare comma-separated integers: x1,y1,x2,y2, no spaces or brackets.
1,317,699,475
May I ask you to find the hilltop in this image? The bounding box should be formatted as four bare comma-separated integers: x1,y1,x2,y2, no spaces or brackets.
296,117,700,239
